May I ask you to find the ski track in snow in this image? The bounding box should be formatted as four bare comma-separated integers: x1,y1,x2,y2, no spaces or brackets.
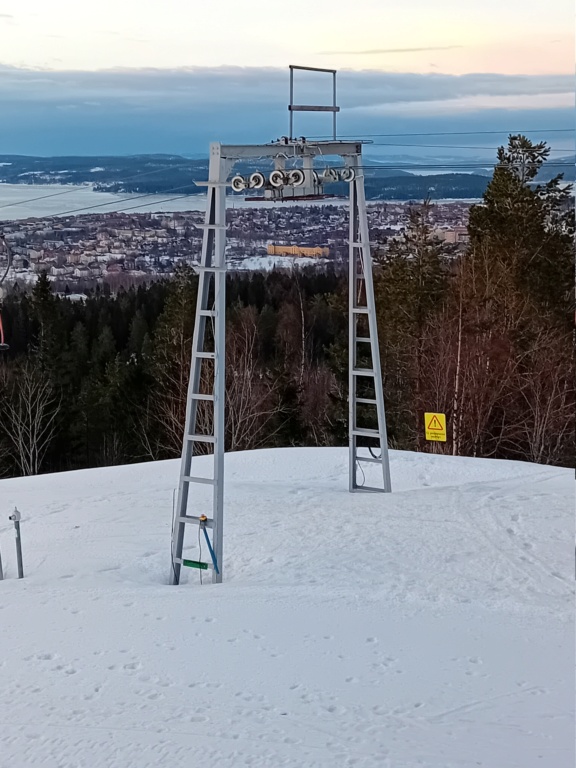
0,447,573,768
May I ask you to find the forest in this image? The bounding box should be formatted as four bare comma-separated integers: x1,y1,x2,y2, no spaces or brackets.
0,136,573,477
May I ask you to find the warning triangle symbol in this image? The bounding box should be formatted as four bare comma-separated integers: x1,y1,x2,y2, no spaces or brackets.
427,415,444,431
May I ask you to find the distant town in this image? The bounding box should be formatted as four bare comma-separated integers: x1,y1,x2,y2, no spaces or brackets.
2,201,471,292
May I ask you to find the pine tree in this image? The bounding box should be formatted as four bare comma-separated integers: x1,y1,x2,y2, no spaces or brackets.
92,326,116,372
128,310,149,357
468,135,573,325
31,271,63,367
70,322,90,373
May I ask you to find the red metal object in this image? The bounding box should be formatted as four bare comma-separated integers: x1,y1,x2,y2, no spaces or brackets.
0,312,8,351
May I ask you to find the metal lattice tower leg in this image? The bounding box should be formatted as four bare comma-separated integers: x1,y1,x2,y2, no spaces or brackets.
348,157,392,492
170,143,228,585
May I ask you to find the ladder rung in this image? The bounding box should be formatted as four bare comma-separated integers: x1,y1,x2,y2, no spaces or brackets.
180,558,209,570
352,428,380,438
178,515,214,528
194,266,227,273
356,397,377,405
195,352,215,360
352,307,369,314
197,223,227,230
356,455,382,464
199,309,216,317
352,485,386,493
352,368,375,376
190,393,214,401
355,337,371,343
182,475,216,486
186,434,216,443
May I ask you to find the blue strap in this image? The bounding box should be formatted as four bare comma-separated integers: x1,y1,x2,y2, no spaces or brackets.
202,525,220,575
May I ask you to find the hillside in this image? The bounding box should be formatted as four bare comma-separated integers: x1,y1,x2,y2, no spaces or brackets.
2,153,572,203
0,447,573,768
0,154,492,200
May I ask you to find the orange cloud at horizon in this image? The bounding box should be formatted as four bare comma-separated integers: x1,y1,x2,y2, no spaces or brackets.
317,35,573,77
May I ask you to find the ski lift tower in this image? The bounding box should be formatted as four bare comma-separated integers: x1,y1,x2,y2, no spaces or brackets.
170,65,392,586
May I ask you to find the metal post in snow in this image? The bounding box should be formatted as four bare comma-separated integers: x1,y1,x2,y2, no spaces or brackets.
9,507,23,579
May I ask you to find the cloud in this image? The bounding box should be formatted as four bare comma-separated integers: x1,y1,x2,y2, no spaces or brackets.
0,64,572,155
319,46,463,55
0,64,571,110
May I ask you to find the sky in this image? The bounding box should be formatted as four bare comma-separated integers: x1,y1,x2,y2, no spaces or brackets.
0,0,573,156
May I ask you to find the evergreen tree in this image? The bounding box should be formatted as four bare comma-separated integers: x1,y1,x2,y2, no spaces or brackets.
128,310,149,357
92,326,116,372
30,271,63,367
468,135,573,325
70,322,90,373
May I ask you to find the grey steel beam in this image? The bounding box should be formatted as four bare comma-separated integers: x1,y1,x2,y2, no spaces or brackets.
219,141,363,160
289,64,337,74
288,105,340,113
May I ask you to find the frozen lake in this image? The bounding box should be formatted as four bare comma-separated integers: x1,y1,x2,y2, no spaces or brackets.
0,183,477,223
0,183,349,222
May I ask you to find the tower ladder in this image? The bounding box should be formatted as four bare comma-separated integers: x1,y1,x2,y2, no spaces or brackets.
170,145,228,585
348,156,392,492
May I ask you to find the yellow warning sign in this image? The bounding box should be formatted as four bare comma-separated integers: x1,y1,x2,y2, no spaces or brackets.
425,412,447,442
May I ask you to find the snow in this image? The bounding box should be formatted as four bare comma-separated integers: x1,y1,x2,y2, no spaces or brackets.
61,293,88,302
235,255,329,271
0,447,573,768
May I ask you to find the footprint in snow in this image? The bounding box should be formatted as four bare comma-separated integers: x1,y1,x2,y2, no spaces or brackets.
123,662,142,671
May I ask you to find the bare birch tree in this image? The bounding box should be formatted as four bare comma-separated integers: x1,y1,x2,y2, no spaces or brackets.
509,329,574,464
0,359,61,476
226,306,284,451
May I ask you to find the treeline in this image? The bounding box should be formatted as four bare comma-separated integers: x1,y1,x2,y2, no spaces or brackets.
0,136,572,477
0,268,351,475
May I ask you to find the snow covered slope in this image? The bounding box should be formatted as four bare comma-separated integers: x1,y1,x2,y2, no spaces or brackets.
0,448,573,768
